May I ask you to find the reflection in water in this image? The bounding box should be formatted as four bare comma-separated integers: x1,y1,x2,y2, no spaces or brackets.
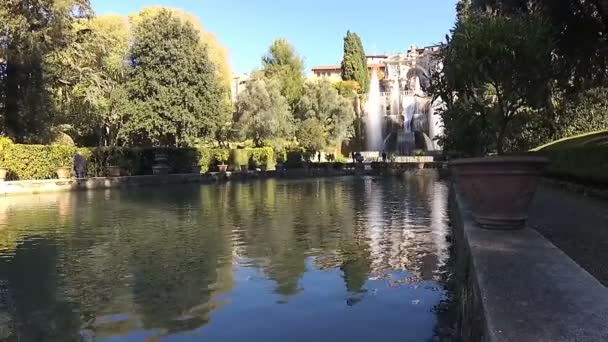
0,175,450,341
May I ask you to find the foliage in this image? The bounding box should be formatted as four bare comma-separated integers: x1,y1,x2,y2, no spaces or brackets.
0,0,93,143
341,31,369,94
555,87,608,139
333,80,361,98
470,0,608,91
130,6,233,88
538,146,608,185
120,9,229,146
262,39,305,107
0,137,279,179
295,80,356,152
49,14,131,146
297,118,326,154
234,77,295,147
435,12,554,154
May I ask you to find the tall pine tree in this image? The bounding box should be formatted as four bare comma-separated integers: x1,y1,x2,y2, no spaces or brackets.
341,31,369,94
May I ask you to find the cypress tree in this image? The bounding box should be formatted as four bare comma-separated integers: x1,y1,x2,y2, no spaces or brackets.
341,31,369,94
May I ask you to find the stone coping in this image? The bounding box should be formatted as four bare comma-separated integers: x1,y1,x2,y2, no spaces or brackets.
0,169,361,196
452,191,608,342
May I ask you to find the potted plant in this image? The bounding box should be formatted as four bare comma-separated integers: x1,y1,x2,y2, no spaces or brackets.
215,150,229,173
56,166,71,179
451,155,547,229
105,150,123,177
232,149,249,172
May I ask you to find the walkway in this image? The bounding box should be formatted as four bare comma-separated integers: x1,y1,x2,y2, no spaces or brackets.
529,184,608,286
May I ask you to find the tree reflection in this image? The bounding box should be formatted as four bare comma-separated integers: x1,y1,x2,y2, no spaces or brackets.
0,174,451,339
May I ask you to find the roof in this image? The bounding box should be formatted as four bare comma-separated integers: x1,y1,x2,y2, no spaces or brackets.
311,65,341,71
366,54,388,58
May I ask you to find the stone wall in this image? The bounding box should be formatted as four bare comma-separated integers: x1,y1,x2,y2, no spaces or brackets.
450,189,608,342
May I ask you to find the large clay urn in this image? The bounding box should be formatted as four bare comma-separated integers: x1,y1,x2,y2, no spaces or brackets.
450,156,548,230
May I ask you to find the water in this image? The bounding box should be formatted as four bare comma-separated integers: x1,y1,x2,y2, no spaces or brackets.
366,70,384,151
0,176,451,342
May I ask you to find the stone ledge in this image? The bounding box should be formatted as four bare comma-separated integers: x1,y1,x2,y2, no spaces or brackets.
451,191,608,342
0,169,355,196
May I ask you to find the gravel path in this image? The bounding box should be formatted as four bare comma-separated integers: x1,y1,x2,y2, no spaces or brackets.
529,185,608,286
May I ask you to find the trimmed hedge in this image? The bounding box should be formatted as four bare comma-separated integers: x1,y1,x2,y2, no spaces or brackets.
0,138,277,180
538,146,608,185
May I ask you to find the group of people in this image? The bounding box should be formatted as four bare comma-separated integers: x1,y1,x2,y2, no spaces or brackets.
351,151,388,163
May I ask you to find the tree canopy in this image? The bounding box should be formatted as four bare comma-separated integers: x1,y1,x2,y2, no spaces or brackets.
261,39,305,108
234,77,295,147
341,31,369,94
120,9,228,146
435,12,554,154
1,0,93,143
296,80,355,152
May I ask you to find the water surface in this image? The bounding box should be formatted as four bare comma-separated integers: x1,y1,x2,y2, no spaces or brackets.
0,175,450,341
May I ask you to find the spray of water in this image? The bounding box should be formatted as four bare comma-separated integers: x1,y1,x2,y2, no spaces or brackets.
366,70,384,151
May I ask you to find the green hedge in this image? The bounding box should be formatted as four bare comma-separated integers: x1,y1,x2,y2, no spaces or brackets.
0,137,277,180
539,146,608,185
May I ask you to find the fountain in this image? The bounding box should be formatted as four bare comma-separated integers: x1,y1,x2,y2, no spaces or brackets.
366,69,384,152
356,45,444,159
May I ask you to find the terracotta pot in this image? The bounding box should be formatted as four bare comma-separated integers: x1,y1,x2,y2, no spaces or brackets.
56,166,71,179
0,167,7,181
106,165,121,177
218,164,228,173
417,162,425,170
450,156,548,230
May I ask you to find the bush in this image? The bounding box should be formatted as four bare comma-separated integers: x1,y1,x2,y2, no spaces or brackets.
539,147,608,185
0,138,290,179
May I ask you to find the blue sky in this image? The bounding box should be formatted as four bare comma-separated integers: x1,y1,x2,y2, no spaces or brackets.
93,0,458,75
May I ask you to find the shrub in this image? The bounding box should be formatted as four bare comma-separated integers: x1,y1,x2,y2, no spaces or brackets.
539,146,608,185
249,147,275,170
0,139,294,179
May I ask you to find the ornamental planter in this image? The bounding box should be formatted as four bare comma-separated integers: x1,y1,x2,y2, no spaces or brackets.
450,156,548,230
217,164,228,173
240,165,248,172
0,167,7,181
56,166,71,179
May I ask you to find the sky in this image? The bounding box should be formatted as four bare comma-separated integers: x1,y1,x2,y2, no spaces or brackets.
92,0,458,75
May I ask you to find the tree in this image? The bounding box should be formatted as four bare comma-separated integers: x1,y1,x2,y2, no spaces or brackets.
556,87,608,138
130,6,233,89
341,31,369,94
436,13,554,154
261,39,305,108
296,80,355,152
0,0,93,143
120,9,228,146
49,14,131,146
234,77,295,147
470,0,608,91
